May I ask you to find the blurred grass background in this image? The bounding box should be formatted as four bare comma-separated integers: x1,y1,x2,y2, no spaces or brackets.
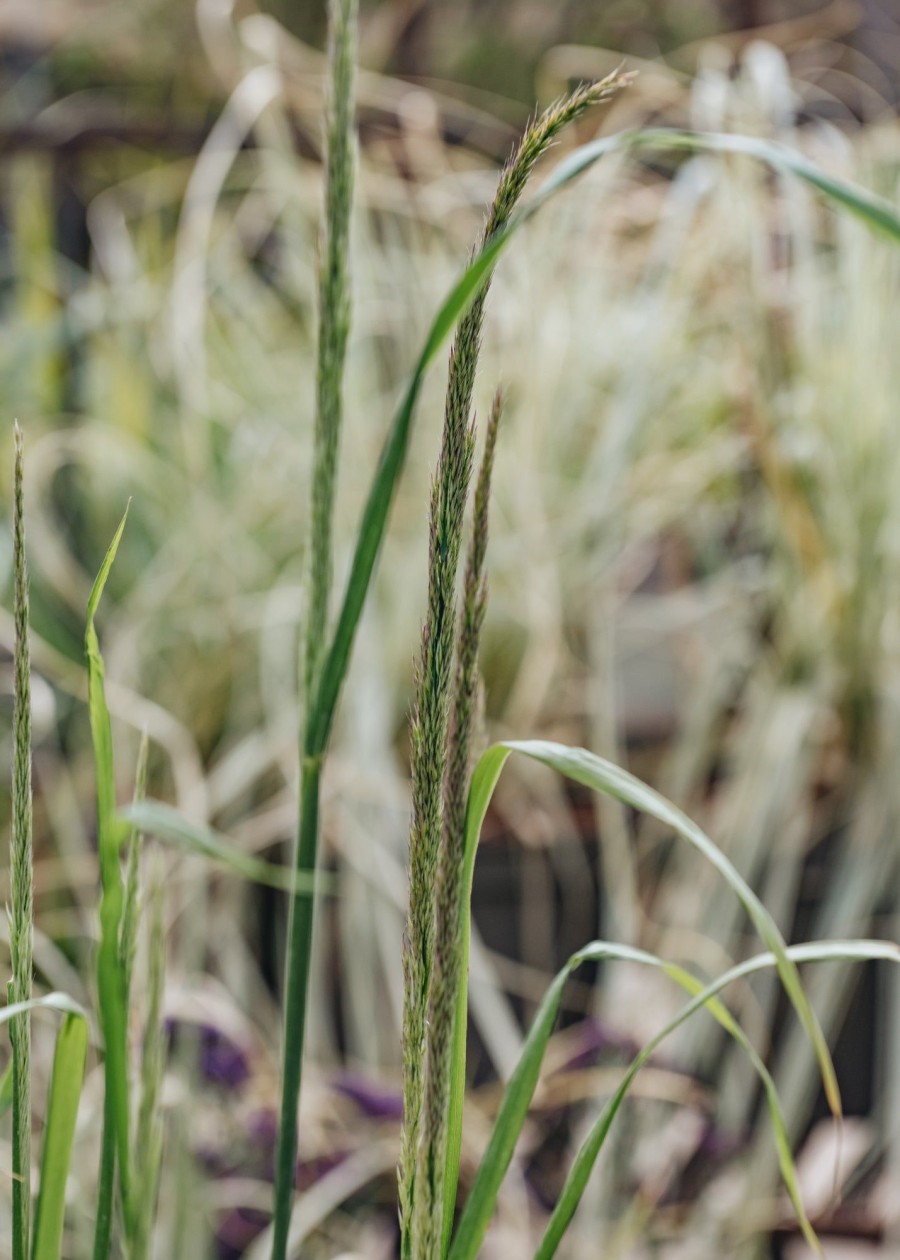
2,1,900,1257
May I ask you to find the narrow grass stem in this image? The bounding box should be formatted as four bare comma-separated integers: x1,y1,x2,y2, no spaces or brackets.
10,423,33,1260
92,1087,117,1260
271,757,322,1260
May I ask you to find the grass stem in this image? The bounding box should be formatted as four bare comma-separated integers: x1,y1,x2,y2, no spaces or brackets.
10,423,33,1260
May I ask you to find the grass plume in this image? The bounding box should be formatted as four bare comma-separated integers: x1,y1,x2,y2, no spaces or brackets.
9,422,34,1260
401,77,623,1260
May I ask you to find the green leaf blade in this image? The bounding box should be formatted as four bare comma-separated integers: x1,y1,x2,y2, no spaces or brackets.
32,1014,89,1260
85,509,134,1248
500,740,841,1116
121,801,325,894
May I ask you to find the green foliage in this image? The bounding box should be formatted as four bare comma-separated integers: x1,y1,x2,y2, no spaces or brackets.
447,939,899,1260
86,508,135,1258
122,801,325,893
130,870,167,1260
120,731,149,1007
32,1014,89,1260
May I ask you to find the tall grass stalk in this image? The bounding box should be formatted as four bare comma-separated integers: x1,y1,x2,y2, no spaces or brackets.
9,422,34,1260
272,1,358,1256
401,81,623,1260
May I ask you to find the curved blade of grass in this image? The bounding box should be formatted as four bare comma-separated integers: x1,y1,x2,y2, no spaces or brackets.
517,742,840,1107
120,801,329,895
1,994,87,1026
32,1013,89,1260
625,130,900,241
308,122,900,760
442,739,841,1243
500,740,839,1114
533,940,899,1260
447,940,896,1260
86,507,134,1253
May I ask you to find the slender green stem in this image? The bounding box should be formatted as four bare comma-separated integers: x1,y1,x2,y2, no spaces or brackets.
92,1090,117,1260
271,757,322,1260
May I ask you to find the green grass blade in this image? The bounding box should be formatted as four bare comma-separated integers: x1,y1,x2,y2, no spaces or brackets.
625,129,900,242
446,743,886,1253
32,1013,89,1260
131,866,167,1260
445,953,575,1260
1,995,87,1026
498,740,840,1115
445,940,896,1260
3,986,89,1253
120,801,327,894
445,939,710,1260
0,1055,14,1117
534,940,899,1260
442,744,511,1248
120,731,149,1006
85,508,134,1252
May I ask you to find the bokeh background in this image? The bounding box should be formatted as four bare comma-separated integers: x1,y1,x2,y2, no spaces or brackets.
2,1,900,1257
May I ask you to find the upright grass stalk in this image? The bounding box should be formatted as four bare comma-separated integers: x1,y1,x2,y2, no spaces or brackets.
399,84,622,1260
271,1,357,1256
9,423,34,1260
